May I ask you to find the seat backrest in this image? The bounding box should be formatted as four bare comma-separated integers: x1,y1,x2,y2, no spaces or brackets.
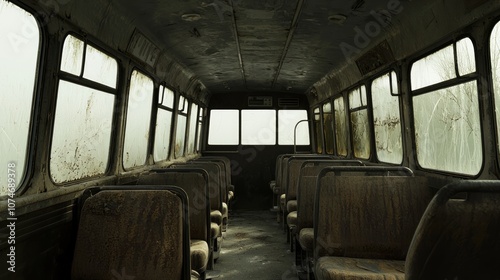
138,171,210,242
296,160,363,231
173,162,223,211
405,180,500,280
276,154,292,195
198,156,233,186
72,187,189,280
191,160,228,204
285,155,337,202
314,167,434,261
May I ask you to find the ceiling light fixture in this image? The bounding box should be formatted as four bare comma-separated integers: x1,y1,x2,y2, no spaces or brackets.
181,13,201,21
328,14,347,25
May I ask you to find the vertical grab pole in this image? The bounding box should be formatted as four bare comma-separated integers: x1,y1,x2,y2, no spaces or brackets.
294,119,312,154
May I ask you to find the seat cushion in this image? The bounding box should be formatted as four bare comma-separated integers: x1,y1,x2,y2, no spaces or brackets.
190,240,209,273
287,211,297,227
315,257,405,280
280,194,286,208
221,202,228,219
211,210,223,225
211,222,221,238
287,199,297,212
299,228,314,252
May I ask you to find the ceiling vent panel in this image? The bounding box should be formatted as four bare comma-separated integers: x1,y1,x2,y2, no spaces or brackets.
278,98,300,108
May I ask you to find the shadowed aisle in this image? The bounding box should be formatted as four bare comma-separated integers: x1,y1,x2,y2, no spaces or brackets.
214,211,300,280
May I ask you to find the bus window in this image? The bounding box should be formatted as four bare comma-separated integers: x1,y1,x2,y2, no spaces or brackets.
174,96,189,157
241,110,276,145
334,96,348,156
490,21,500,161
313,107,323,153
196,108,205,152
348,86,370,159
411,38,481,175
187,102,198,154
208,110,239,145
153,85,174,162
123,70,154,169
278,110,310,145
0,0,40,194
371,71,403,164
51,35,117,182
322,103,334,154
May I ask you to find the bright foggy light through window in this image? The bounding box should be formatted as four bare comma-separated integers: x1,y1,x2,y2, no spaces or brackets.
278,110,310,145
208,110,239,145
241,110,276,145
0,0,39,195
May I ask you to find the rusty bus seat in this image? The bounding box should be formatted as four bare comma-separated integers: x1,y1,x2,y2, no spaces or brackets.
405,180,500,280
283,155,337,246
313,166,435,280
71,186,191,280
171,162,224,259
189,160,229,228
295,160,363,275
172,162,224,226
198,156,235,203
137,170,213,279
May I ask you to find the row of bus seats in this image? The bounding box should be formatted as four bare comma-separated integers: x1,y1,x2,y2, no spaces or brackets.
71,156,234,280
271,154,346,243
270,154,500,280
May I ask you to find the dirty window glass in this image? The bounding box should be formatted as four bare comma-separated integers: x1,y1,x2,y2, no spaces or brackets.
371,72,402,164
187,103,198,154
50,82,114,183
412,38,482,175
334,96,348,156
0,0,40,195
51,35,118,183
196,108,205,151
411,38,476,91
349,86,370,159
123,70,154,169
83,45,118,88
490,21,500,161
322,103,334,154
241,110,276,145
208,110,239,145
314,107,322,153
278,110,310,145
61,35,83,75
174,96,188,158
154,85,174,162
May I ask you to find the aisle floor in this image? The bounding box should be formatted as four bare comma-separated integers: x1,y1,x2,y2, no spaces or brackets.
213,211,300,280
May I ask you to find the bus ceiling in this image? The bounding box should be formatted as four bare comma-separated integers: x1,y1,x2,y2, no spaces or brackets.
45,0,495,103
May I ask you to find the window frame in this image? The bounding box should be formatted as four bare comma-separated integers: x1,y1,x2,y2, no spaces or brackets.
121,68,155,170
49,33,119,183
174,95,190,158
313,106,323,154
321,101,335,155
409,36,484,176
487,19,500,173
370,70,404,165
153,84,176,162
1,0,43,195
347,84,372,160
